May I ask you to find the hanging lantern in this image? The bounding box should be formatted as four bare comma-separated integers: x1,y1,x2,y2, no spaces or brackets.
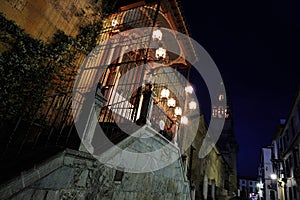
155,47,166,59
185,85,193,94
174,106,182,116
167,98,176,108
270,173,277,180
181,116,188,125
160,88,170,99
188,100,197,110
152,29,162,40
111,19,119,27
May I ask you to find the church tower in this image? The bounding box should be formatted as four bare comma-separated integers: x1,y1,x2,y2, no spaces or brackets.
213,82,239,193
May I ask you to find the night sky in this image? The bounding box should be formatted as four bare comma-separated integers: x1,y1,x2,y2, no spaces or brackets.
180,0,300,177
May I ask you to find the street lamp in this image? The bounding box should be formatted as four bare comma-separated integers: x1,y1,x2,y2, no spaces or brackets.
270,173,277,180
181,116,188,125
155,47,167,60
152,29,162,41
174,106,182,116
160,88,170,99
167,97,176,108
188,100,197,110
185,85,193,94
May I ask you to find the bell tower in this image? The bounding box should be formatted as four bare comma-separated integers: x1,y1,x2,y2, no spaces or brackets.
214,82,239,193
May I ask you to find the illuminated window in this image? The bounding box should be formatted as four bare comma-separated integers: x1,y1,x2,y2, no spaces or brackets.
225,106,230,118
212,106,218,118
218,106,224,118
219,94,224,101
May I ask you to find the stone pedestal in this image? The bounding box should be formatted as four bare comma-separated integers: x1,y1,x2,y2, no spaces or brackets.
79,85,107,153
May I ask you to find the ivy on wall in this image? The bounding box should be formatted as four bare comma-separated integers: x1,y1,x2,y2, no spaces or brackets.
0,13,103,122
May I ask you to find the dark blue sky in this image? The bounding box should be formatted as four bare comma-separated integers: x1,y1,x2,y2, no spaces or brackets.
181,0,300,177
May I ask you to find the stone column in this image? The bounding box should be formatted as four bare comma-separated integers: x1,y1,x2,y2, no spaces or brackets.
203,174,208,200
136,83,154,126
79,85,106,153
191,184,196,200
173,122,179,147
146,92,156,126
211,179,216,200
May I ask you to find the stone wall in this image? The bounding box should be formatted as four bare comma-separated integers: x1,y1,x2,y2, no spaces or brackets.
0,0,102,41
189,116,231,199
0,126,191,200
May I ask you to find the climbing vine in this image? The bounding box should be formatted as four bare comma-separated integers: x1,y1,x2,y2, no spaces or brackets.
0,13,104,122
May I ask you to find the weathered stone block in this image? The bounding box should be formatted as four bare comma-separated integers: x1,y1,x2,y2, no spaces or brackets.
164,193,174,200
11,188,34,200
152,192,163,200
176,182,184,194
99,189,114,200
152,176,168,193
32,166,74,189
121,173,145,192
112,191,125,200
124,192,138,200
63,156,75,166
31,189,47,199
75,169,89,187
167,179,178,193
60,189,77,200
138,192,153,200
45,190,60,200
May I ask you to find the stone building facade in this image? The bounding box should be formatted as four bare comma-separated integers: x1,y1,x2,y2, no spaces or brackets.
239,177,259,199
258,88,300,200
0,0,239,199
0,128,191,200
0,0,103,41
189,115,238,200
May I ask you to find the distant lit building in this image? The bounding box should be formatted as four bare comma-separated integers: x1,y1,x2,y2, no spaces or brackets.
259,147,277,200
215,83,239,195
259,88,300,200
270,88,300,200
239,177,259,199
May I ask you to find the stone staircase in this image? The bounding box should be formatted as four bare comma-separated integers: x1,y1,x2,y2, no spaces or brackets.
0,125,192,200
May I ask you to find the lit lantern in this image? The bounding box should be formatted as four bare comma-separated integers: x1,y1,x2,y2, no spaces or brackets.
155,47,166,59
160,88,170,99
181,116,188,125
111,19,119,27
185,85,193,94
188,100,197,110
152,29,162,40
270,173,277,180
174,106,182,116
167,98,176,108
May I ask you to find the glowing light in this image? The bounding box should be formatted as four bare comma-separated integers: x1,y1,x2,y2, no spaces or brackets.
111,19,119,27
160,88,170,99
270,173,277,180
152,29,162,40
189,101,197,110
167,98,176,108
174,107,182,116
155,47,166,59
185,85,193,94
219,94,224,101
181,116,188,125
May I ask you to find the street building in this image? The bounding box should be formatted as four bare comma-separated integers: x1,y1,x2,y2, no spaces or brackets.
258,88,300,200
239,177,259,199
